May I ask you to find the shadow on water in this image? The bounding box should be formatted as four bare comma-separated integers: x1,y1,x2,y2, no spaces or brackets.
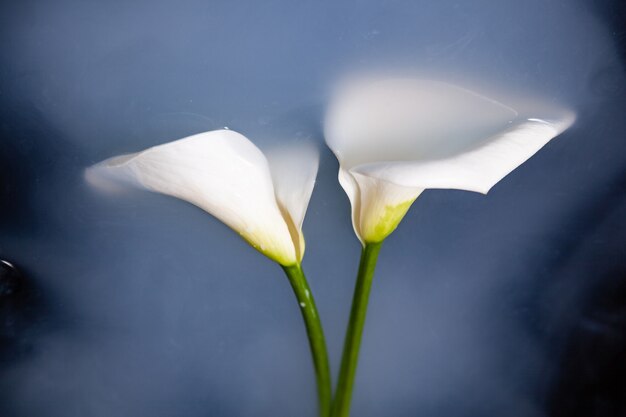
0,97,72,235
548,262,626,417
541,2,626,415
539,168,626,414
0,260,65,416
500,162,626,415
0,91,75,415
0,261,45,364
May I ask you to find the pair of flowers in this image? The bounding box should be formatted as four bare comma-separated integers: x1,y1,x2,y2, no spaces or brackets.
87,77,574,417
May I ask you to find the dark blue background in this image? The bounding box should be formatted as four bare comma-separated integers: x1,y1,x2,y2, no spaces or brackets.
1,0,624,416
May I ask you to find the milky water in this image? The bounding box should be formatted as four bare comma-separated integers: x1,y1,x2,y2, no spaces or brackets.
0,1,625,416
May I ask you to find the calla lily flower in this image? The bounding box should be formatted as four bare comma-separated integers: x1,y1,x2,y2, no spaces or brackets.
324,78,576,243
86,129,318,266
87,129,333,416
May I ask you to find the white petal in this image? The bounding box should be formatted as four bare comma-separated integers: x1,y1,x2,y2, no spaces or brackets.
337,167,361,242
265,143,319,261
325,78,518,169
354,114,575,194
86,129,298,265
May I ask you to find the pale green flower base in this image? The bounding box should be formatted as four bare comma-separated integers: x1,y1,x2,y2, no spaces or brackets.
361,200,415,243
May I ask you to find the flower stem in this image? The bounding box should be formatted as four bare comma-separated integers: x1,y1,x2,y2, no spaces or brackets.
282,264,332,417
332,241,383,417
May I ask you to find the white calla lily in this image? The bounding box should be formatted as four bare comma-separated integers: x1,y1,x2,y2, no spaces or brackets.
86,129,318,266
325,78,576,244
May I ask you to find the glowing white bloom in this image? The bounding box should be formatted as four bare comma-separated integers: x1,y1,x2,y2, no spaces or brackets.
86,129,318,266
325,78,575,243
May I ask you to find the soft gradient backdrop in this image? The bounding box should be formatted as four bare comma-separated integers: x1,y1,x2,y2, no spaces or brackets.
1,0,625,416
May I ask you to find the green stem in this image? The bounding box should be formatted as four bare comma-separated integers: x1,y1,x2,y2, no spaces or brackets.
332,241,383,417
282,264,332,417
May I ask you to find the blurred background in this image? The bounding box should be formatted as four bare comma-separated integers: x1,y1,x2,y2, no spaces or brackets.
0,0,624,416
